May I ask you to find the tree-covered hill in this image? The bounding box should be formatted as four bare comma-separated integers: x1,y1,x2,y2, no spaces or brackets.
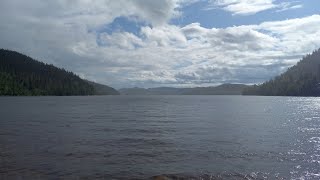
243,49,320,96
184,84,248,95
86,80,120,95
0,49,118,96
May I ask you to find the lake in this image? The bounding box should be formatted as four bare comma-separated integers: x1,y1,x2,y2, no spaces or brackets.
0,96,319,179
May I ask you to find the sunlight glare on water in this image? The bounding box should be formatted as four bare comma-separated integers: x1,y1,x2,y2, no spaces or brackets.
0,96,320,179
288,98,320,179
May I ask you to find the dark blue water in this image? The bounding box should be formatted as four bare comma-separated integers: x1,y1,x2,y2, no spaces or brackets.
0,96,319,179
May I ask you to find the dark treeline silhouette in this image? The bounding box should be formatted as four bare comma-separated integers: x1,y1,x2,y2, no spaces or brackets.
0,49,118,96
243,48,320,96
87,80,120,95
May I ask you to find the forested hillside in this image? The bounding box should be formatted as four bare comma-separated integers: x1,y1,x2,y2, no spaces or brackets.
86,81,120,95
243,49,320,96
184,84,248,95
0,49,118,96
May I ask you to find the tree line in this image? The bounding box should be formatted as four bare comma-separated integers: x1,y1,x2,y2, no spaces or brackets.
243,49,320,96
0,49,94,96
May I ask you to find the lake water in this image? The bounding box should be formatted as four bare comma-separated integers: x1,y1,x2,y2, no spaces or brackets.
0,96,319,179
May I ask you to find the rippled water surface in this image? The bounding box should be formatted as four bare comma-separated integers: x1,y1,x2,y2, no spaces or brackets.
0,96,320,179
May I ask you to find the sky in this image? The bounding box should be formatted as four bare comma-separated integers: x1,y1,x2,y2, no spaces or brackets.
1,0,320,88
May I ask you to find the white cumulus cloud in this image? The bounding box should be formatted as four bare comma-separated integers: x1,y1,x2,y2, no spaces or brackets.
0,0,319,88
206,0,303,15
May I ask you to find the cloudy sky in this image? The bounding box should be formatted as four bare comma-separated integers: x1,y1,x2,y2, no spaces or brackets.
1,0,320,88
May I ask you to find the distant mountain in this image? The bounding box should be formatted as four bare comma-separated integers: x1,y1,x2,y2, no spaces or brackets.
183,84,249,95
119,84,248,95
0,49,118,96
243,49,320,96
119,87,185,95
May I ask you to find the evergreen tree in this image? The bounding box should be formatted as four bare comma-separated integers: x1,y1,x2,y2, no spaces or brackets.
243,48,320,96
0,49,95,96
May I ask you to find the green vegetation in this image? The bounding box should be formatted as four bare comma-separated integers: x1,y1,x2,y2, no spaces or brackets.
243,49,320,96
5,47,320,97
0,49,118,96
87,81,120,95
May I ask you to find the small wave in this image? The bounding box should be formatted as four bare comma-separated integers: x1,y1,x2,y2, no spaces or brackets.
309,137,320,143
150,172,282,180
292,171,320,180
298,127,320,133
117,137,173,147
127,152,158,158
119,128,171,134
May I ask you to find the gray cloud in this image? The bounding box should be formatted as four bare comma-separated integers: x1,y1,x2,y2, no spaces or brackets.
0,1,319,88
